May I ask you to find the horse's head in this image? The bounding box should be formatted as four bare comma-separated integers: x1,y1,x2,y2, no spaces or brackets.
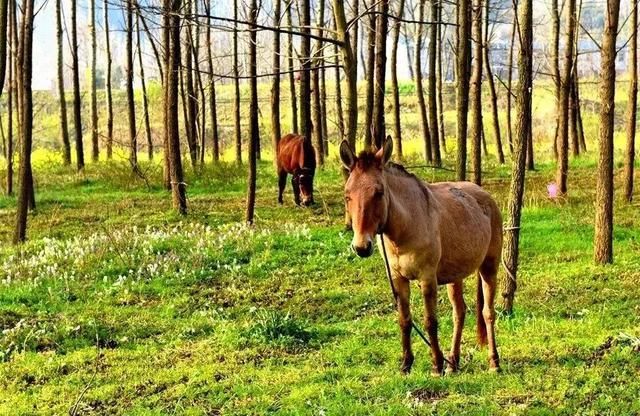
340,136,393,258
297,167,315,206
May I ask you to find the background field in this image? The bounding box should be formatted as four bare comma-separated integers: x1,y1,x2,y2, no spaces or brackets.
0,81,639,414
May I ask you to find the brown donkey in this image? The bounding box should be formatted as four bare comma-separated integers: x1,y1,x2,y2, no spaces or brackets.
340,137,501,375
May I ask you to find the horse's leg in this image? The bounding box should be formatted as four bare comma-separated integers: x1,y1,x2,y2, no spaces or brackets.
394,276,414,374
420,276,445,375
291,175,301,206
277,170,287,204
480,257,500,371
446,280,465,373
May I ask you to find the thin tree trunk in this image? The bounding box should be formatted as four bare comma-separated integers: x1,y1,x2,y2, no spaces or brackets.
625,0,637,203
415,0,432,163
551,0,560,160
569,74,579,157
233,0,242,163
205,0,219,162
14,0,34,244
184,0,198,167
594,0,621,264
136,11,153,160
371,0,389,149
428,0,441,165
390,0,405,159
456,0,471,181
471,0,483,185
286,3,298,134
320,53,329,157
436,2,446,152
333,25,344,142
299,0,313,145
350,0,359,83
506,14,515,154
312,0,325,165
363,0,376,148
246,0,259,224
271,0,281,166
56,0,71,165
556,0,576,195
502,0,531,315
0,0,7,97
165,0,186,213
71,0,84,171
126,0,137,169
138,10,163,83
5,0,13,195
89,0,98,161
104,0,113,159
332,0,357,149
484,0,504,164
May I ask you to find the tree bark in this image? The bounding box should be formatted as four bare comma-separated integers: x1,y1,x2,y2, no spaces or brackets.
205,0,219,162
436,5,446,152
484,0,504,164
506,14,515,154
0,0,7,97
126,0,137,169
415,0,432,163
551,0,560,160
625,0,637,203
184,0,198,167
333,25,345,142
371,0,389,149
312,0,325,165
104,0,113,159
246,0,259,224
271,0,282,167
428,0,441,165
363,0,376,148
332,0,357,150
5,0,14,195
556,0,576,195
89,0,98,161
456,0,471,181
233,0,242,163
136,10,153,161
56,0,71,165
71,0,84,171
390,0,405,159
14,0,34,244
502,0,531,315
286,3,298,134
594,0,621,264
165,0,186,213
299,0,313,145
470,0,483,185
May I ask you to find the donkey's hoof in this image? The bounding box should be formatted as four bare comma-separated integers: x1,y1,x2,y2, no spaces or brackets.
400,355,414,374
488,365,501,374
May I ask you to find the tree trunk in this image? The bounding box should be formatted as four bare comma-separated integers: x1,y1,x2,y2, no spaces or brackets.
271,0,281,167
205,0,219,162
184,0,198,167
436,1,446,152
415,0,432,163
363,0,376,148
138,11,163,83
5,0,14,195
575,78,587,152
333,26,345,142
71,0,84,171
89,0,98,161
556,0,576,195
506,14,515,154
484,0,504,164
428,0,441,165
320,54,329,157
312,0,325,165
456,0,471,181
56,0,71,165
625,0,637,203
126,0,137,169
14,0,34,244
350,0,359,83
551,0,560,160
569,74,579,157
286,3,298,134
470,0,483,185
136,10,153,161
390,0,405,159
246,0,259,224
332,0,357,150
233,0,242,163
165,0,186,213
0,0,7,97
104,0,113,160
299,0,313,145
371,0,389,149
502,0,531,315
594,0,621,264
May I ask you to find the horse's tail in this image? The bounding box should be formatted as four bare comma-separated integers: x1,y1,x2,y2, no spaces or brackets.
476,273,488,346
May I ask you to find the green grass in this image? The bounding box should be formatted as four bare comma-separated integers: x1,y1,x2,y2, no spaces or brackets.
0,80,639,414
0,150,638,414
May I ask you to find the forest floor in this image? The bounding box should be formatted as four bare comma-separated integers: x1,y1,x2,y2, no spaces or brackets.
0,147,639,415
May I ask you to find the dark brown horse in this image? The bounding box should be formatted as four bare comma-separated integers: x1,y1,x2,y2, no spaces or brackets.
340,137,502,375
277,133,316,206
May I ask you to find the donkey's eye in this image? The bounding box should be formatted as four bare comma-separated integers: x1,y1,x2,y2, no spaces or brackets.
344,195,351,203
374,190,384,198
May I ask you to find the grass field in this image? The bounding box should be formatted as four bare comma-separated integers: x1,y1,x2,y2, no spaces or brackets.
0,80,640,414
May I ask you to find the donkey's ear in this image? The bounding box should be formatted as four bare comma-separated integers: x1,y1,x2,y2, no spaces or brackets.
339,140,356,171
375,136,393,165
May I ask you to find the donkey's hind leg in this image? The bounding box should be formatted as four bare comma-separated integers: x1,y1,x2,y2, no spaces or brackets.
446,280,466,373
291,175,301,206
277,170,287,204
479,257,500,371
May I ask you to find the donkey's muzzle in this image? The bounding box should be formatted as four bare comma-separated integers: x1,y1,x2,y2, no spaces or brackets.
352,241,373,258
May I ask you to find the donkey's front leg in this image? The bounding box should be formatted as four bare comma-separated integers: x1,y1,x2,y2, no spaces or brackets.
420,277,445,375
394,276,414,374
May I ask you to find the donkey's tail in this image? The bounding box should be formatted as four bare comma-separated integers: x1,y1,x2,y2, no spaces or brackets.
476,273,488,346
